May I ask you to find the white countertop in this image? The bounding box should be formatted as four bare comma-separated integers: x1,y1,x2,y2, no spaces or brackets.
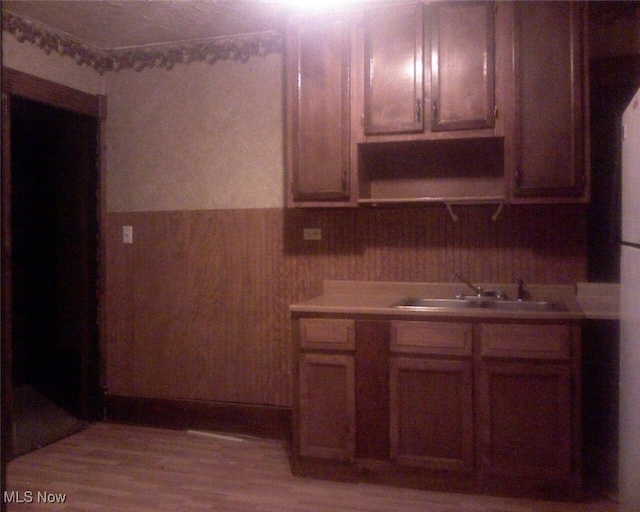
290,280,620,321
290,280,585,320
576,282,620,320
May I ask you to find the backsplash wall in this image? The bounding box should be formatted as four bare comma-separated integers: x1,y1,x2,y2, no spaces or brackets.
105,203,587,407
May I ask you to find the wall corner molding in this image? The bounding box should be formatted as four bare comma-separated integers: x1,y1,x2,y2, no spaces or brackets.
2,11,284,75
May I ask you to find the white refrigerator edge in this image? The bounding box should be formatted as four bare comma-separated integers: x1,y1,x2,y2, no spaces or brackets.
620,86,640,511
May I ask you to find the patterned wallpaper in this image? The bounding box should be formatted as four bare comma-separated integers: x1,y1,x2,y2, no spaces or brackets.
104,54,284,212
1,32,105,95
3,28,285,213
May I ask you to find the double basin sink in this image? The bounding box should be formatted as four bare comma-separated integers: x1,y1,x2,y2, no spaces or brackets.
391,296,568,312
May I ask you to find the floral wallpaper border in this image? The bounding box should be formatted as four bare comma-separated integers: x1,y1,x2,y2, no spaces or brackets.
1,11,283,75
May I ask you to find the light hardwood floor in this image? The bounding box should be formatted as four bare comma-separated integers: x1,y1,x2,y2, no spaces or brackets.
7,423,618,512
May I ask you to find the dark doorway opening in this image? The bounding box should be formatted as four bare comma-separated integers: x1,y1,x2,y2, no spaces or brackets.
8,95,102,456
582,54,640,497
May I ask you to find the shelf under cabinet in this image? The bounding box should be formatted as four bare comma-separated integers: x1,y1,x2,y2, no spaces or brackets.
357,137,506,204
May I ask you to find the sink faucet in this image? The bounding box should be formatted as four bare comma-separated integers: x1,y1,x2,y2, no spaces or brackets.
517,278,531,301
453,273,483,297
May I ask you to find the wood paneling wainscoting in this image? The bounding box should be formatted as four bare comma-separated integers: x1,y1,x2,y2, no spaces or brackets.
105,204,587,428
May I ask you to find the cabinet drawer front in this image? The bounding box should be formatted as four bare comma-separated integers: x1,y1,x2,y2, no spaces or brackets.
391,321,472,356
300,318,355,350
481,324,571,360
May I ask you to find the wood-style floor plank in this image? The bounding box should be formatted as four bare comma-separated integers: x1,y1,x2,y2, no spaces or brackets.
6,423,618,511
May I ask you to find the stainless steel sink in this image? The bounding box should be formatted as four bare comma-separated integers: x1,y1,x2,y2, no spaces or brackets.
391,297,482,309
391,297,567,312
485,300,567,312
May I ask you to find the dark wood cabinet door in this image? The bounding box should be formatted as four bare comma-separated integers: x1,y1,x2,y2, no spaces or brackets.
299,353,356,460
287,17,351,205
512,1,587,200
390,357,474,471
363,3,424,135
479,361,572,479
431,2,496,132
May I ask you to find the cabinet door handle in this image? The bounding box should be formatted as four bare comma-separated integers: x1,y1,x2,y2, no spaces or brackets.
432,98,438,121
416,99,422,123
341,168,347,193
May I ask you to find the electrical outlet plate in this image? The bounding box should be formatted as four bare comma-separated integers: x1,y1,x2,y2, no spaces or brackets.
303,228,322,241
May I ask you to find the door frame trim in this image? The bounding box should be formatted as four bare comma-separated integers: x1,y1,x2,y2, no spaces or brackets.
1,67,106,475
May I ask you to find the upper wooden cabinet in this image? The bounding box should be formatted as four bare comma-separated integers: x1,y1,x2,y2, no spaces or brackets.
356,1,504,204
509,1,589,202
431,2,496,132
285,1,589,207
363,3,424,135
362,1,496,138
286,15,354,207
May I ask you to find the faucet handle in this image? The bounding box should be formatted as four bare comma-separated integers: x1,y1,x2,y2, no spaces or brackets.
453,273,483,297
516,278,530,301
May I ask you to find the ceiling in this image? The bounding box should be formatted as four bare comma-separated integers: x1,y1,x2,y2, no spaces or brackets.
5,0,640,52
2,1,289,50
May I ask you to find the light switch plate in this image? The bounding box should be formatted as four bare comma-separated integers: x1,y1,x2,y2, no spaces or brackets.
123,225,133,244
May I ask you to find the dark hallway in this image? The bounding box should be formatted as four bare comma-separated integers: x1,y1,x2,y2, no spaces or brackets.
8,96,101,457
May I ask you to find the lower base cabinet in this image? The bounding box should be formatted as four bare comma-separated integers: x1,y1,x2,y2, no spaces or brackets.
296,318,356,461
389,320,474,472
292,315,582,500
298,353,355,460
479,361,572,478
477,322,580,496
390,357,474,471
